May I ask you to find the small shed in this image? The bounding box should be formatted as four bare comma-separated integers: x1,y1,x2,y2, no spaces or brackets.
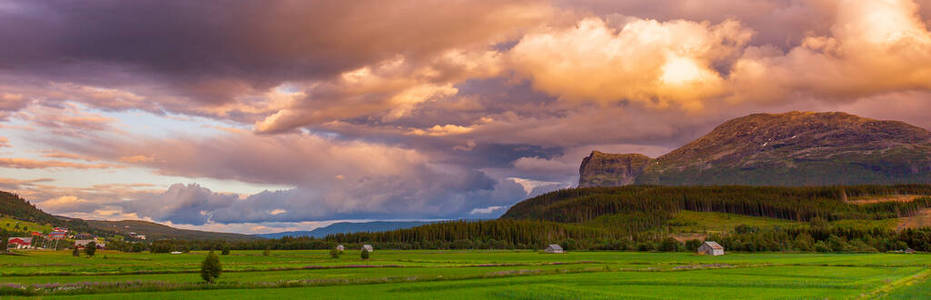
544,244,564,254
336,244,345,252
7,237,32,249
362,244,374,253
697,241,724,256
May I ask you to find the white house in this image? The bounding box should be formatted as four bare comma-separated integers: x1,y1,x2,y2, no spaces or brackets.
544,244,564,254
698,241,725,256
362,244,374,253
336,244,345,252
7,237,32,249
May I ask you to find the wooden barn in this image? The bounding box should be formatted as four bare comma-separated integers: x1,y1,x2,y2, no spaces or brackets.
544,244,564,254
697,241,725,256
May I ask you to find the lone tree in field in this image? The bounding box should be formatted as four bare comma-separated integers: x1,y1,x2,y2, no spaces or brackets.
85,241,97,257
330,247,340,258
200,251,222,283
72,246,80,257
221,244,231,255
361,248,370,260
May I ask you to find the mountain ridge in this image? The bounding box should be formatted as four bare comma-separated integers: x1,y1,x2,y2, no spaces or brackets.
255,221,437,239
580,111,931,187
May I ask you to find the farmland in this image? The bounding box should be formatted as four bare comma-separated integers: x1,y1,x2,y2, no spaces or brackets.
2,250,930,299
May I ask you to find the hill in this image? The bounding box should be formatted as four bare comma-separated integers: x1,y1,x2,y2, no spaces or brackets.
580,112,931,187
256,221,436,239
86,220,261,241
0,190,260,241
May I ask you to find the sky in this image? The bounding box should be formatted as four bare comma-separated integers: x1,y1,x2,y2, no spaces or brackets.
1,0,931,234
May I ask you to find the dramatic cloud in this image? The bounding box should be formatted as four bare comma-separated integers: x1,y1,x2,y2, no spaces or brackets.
1,0,931,232
730,0,931,103
510,17,752,110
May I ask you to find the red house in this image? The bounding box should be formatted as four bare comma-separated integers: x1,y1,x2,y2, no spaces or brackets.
7,237,32,249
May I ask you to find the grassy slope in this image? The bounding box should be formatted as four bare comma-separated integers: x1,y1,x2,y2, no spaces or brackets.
3,250,929,299
1,216,53,234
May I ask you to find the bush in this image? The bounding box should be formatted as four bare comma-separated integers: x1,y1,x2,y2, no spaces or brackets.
814,241,831,253
85,242,96,257
200,251,222,283
361,249,370,260
330,247,340,258
659,237,680,252
684,239,702,251
221,245,230,255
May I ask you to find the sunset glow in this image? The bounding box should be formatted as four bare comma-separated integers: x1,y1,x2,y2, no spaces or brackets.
1,0,931,234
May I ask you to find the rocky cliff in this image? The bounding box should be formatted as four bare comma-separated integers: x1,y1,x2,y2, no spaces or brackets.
579,152,651,187
579,112,931,186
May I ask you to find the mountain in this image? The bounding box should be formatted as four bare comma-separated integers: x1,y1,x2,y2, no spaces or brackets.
85,220,260,241
256,221,437,239
0,190,260,241
580,112,931,187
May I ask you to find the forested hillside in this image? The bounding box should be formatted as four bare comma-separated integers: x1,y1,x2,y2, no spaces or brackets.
253,185,931,253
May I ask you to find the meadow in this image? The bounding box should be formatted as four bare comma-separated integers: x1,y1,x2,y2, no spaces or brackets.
1,249,930,299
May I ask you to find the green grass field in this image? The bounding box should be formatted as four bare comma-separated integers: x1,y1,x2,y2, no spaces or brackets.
2,250,929,299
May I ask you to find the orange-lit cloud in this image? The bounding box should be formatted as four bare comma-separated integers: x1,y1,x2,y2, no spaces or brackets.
510,17,752,110
0,158,118,169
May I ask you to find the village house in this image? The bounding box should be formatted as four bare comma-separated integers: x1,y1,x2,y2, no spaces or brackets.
698,241,725,256
544,244,564,254
7,237,32,249
48,231,67,240
362,244,374,253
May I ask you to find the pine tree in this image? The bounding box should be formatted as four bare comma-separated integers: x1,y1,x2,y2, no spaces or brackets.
200,251,222,283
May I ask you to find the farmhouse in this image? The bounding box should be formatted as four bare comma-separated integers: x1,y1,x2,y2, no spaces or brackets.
544,244,564,254
698,241,725,256
336,244,345,252
7,237,32,249
362,244,374,253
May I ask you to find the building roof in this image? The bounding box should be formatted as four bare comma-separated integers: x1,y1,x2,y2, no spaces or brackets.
702,241,724,250
546,244,563,250
8,237,32,244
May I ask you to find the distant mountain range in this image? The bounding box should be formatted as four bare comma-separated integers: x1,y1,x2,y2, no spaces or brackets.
255,221,438,239
580,112,931,187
